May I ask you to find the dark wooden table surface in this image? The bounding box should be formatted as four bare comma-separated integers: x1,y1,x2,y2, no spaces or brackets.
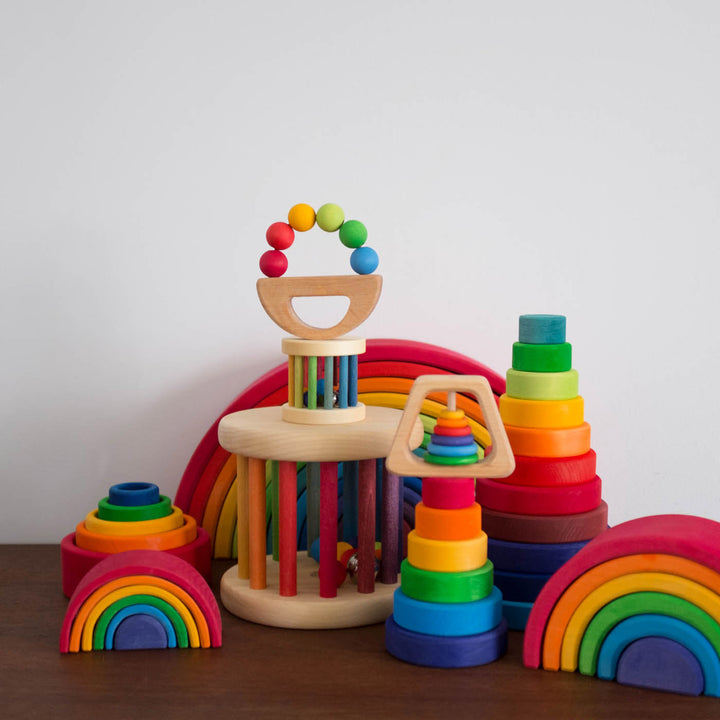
2,544,719,719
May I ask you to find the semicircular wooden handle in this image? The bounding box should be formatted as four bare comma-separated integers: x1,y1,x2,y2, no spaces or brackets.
256,275,382,340
385,375,516,479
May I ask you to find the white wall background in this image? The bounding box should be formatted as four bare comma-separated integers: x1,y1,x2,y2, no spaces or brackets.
2,1,719,543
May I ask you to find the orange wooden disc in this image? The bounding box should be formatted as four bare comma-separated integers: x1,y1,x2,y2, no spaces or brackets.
74,515,198,554
415,502,483,541
436,416,470,429
504,422,591,458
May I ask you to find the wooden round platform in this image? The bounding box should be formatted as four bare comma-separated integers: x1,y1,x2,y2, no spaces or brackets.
221,553,399,629
218,405,424,461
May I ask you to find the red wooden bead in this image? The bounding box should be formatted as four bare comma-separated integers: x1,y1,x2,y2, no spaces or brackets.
266,222,295,250
259,249,288,277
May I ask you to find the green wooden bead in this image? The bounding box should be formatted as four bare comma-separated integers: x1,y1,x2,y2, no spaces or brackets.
338,220,367,248
424,453,480,466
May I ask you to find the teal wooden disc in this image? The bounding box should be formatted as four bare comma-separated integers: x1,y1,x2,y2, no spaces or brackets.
519,315,566,344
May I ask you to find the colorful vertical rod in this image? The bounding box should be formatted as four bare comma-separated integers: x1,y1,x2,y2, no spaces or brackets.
357,459,376,594
338,355,349,408
293,355,303,407
343,461,359,542
278,460,297,597
270,461,279,561
324,356,333,409
236,454,249,579
248,456,267,589
288,356,295,407
307,356,317,409
375,458,384,542
306,462,320,555
349,354,358,407
319,461,339,598
380,470,400,584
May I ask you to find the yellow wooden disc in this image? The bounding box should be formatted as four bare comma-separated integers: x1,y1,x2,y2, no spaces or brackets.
84,505,184,537
559,572,720,672
499,394,584,429
407,531,488,573
439,409,466,421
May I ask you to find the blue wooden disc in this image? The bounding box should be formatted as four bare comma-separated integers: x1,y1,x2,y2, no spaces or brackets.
519,314,566,344
488,537,589,574
426,441,478,457
616,636,705,696
112,613,169,651
493,569,552,603
597,614,720,697
108,482,160,507
393,586,503,636
106,604,177,649
385,615,508,668
503,600,534,631
429,433,481,447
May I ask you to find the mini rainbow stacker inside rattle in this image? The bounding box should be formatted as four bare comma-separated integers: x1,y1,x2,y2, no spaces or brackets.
219,203,423,628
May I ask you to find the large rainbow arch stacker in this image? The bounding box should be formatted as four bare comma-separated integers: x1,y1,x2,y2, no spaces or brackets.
523,515,720,697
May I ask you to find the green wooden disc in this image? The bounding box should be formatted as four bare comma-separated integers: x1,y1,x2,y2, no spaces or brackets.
506,369,579,401
97,494,173,522
400,559,494,603
512,342,572,373
424,453,480,466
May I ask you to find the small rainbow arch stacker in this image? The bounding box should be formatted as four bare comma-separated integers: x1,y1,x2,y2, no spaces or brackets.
523,515,720,697
59,550,222,653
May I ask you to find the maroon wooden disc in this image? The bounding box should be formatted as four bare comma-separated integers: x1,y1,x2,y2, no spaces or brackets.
480,501,609,544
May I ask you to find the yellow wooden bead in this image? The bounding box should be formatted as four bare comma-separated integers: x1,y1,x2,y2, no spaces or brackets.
287,203,316,232
407,531,488,573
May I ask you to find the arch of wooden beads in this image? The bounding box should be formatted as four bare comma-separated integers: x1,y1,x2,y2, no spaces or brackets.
259,202,379,278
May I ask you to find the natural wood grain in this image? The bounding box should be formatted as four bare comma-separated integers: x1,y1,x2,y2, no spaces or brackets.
257,274,382,339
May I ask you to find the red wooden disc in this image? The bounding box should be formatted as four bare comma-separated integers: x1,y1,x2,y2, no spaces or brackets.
499,451,597,487
422,477,476,509
476,476,602,516
432,425,474,437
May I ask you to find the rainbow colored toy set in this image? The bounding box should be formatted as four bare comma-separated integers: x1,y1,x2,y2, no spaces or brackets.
60,202,720,698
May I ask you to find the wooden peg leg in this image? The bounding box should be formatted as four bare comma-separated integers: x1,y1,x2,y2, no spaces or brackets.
278,460,297,596
380,470,401,584
248,457,267,589
320,462,339,598
357,459,376,593
236,454,249,579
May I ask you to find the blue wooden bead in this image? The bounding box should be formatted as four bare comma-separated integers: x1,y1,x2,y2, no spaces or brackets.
350,246,379,274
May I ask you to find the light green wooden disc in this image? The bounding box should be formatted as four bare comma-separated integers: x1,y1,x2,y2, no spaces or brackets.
506,368,579,400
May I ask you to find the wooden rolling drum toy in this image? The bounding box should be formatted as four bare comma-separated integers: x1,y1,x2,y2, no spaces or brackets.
61,482,212,597
485,315,609,629
219,203,422,629
384,375,515,667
